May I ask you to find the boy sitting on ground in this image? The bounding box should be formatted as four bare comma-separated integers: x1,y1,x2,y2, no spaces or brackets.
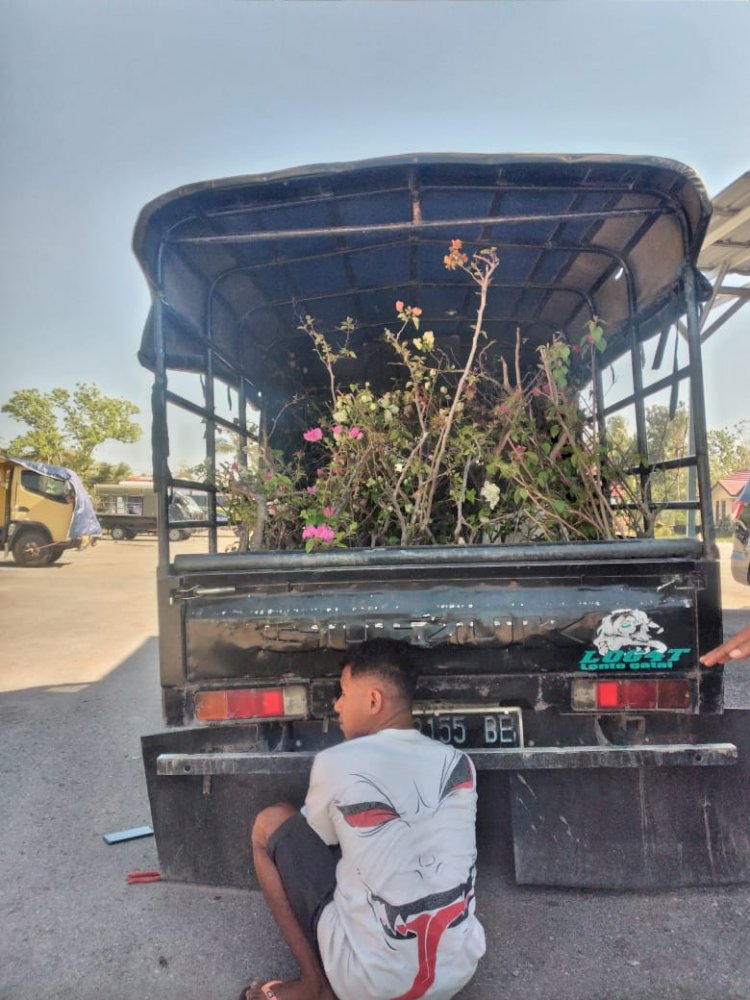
244,637,486,1000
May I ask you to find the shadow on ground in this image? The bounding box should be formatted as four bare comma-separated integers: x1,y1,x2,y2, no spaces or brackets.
2,627,750,999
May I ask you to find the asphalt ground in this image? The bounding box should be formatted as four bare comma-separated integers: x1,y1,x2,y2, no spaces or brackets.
1,536,749,1000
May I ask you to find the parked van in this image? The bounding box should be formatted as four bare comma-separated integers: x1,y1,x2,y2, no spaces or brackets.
93,482,202,541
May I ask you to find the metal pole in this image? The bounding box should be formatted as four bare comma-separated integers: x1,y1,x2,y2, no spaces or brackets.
629,322,652,536
685,264,727,538
204,291,217,554
683,267,715,553
170,205,672,246
238,378,249,470
152,248,170,572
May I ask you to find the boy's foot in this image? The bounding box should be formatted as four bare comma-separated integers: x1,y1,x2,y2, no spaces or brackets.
243,978,336,1000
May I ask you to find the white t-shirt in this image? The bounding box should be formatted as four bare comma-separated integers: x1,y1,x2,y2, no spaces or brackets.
302,728,486,1000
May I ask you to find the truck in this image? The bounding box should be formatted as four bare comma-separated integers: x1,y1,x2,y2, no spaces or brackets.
134,154,750,890
1,455,101,566
93,481,202,541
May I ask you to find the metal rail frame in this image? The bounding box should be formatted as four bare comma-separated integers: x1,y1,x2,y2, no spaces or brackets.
150,185,717,568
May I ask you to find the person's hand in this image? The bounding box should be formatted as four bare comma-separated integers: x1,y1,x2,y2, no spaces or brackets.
700,625,750,667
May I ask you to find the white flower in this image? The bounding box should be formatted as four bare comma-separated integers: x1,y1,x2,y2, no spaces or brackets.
481,481,501,511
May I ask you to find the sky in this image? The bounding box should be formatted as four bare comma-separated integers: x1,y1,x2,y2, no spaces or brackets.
1,0,749,473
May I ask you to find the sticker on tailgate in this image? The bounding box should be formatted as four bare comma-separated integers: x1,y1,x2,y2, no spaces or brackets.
579,609,692,671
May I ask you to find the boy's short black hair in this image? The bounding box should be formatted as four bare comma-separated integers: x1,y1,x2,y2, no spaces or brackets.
343,638,419,702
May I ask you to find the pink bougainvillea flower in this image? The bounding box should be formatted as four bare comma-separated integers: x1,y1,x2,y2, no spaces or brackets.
263,470,274,481
332,424,343,438
411,306,423,317
323,506,334,518
306,485,317,494
395,300,404,313
348,426,363,439
302,523,336,543
303,427,323,442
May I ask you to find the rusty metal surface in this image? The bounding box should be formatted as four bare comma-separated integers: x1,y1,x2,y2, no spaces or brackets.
167,544,724,726
155,742,737,778
144,714,747,890
511,709,750,889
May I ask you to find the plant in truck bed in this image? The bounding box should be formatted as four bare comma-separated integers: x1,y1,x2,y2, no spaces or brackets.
218,242,641,550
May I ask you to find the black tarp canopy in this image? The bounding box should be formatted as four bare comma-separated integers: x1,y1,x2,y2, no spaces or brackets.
134,153,712,396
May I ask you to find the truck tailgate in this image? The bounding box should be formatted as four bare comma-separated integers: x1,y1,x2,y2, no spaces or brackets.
167,539,722,723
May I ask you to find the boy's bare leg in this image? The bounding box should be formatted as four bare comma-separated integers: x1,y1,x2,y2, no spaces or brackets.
245,802,336,1000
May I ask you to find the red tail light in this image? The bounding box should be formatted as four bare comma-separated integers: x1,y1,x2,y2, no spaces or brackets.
194,685,307,722
732,498,745,521
595,679,692,711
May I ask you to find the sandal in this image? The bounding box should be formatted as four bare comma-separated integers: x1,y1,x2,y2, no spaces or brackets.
240,980,283,1000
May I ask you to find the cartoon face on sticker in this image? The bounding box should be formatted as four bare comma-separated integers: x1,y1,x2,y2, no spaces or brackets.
593,609,668,656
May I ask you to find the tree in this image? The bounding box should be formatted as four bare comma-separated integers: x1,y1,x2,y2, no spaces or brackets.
0,387,67,462
708,421,750,485
88,461,134,485
1,382,142,482
606,414,637,464
645,403,689,466
642,403,689,532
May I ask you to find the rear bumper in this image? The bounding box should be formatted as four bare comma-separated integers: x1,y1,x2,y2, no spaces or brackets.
142,711,750,890
156,742,737,776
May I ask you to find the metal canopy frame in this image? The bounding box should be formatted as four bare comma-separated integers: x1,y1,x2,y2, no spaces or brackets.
697,169,750,343
136,154,711,384
132,154,716,564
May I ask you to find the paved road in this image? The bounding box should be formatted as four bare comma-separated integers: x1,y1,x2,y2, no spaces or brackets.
1,538,749,1000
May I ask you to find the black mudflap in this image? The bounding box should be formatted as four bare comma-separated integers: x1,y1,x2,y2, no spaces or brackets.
143,713,750,890
511,710,750,889
142,728,310,888
143,727,515,888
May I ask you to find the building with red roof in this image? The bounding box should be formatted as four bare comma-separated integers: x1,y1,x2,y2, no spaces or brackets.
712,469,750,525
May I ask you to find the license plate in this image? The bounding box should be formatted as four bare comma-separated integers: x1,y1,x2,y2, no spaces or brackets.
413,707,523,749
